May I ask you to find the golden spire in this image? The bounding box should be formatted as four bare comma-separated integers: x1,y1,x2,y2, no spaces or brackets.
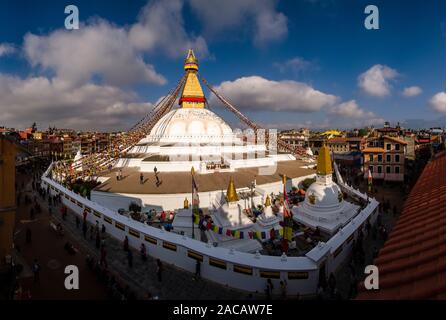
317,142,333,175
184,49,198,71
180,49,205,109
264,195,271,207
226,177,239,203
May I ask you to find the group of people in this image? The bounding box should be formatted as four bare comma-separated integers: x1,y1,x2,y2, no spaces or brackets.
264,279,288,300
85,254,137,300
139,167,162,187
122,236,163,282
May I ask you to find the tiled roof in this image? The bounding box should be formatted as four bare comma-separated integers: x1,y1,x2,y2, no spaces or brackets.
362,147,386,153
327,137,347,143
358,151,446,299
383,136,408,145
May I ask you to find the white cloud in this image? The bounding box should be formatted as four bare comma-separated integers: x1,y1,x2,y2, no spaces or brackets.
329,100,384,127
188,0,287,46
402,86,422,97
0,43,15,57
273,57,314,74
209,76,338,112
0,74,152,131
429,92,446,113
358,64,398,97
24,20,166,87
129,0,208,58
330,100,375,118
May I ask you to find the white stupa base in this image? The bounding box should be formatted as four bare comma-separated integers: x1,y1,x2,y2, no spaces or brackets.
292,201,360,235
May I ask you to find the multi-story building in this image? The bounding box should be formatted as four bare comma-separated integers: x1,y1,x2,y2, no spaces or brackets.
363,136,407,182
326,137,349,154
278,129,308,152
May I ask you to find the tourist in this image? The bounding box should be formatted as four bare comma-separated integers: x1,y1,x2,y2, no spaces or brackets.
156,259,163,282
119,169,123,180
116,171,120,181
280,280,287,300
140,173,144,185
90,225,95,240
101,224,106,234
194,260,201,280
123,236,129,251
32,259,41,283
127,250,133,268
265,279,273,300
25,227,32,244
140,243,147,261
100,246,108,268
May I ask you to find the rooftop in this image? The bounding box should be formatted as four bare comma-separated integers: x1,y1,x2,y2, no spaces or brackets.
357,151,446,299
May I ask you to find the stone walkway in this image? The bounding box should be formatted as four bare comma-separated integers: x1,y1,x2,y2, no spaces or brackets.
51,201,251,300
333,181,405,299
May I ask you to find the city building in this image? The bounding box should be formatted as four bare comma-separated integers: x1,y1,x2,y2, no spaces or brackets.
362,136,407,182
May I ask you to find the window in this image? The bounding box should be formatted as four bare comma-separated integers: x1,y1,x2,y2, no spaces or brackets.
377,166,382,174
395,166,400,174
386,154,391,162
377,154,382,162
386,143,391,151
386,166,391,174
395,144,400,151
395,154,400,163
369,165,374,173
369,154,374,162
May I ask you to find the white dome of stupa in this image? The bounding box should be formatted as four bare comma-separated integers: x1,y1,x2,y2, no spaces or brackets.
304,179,343,213
300,144,345,215
148,108,233,143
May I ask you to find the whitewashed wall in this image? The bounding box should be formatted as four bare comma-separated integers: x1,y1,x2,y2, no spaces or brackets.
42,162,379,297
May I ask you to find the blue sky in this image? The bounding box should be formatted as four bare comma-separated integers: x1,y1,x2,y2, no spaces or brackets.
1,0,446,131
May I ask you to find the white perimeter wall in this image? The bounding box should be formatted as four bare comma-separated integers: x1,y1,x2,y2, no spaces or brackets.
42,163,379,297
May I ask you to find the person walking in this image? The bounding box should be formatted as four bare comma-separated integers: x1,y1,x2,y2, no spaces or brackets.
127,250,133,268
280,280,287,300
156,259,163,282
100,246,108,268
32,259,41,283
194,260,201,280
140,173,144,185
265,279,273,300
140,243,147,261
123,236,129,251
